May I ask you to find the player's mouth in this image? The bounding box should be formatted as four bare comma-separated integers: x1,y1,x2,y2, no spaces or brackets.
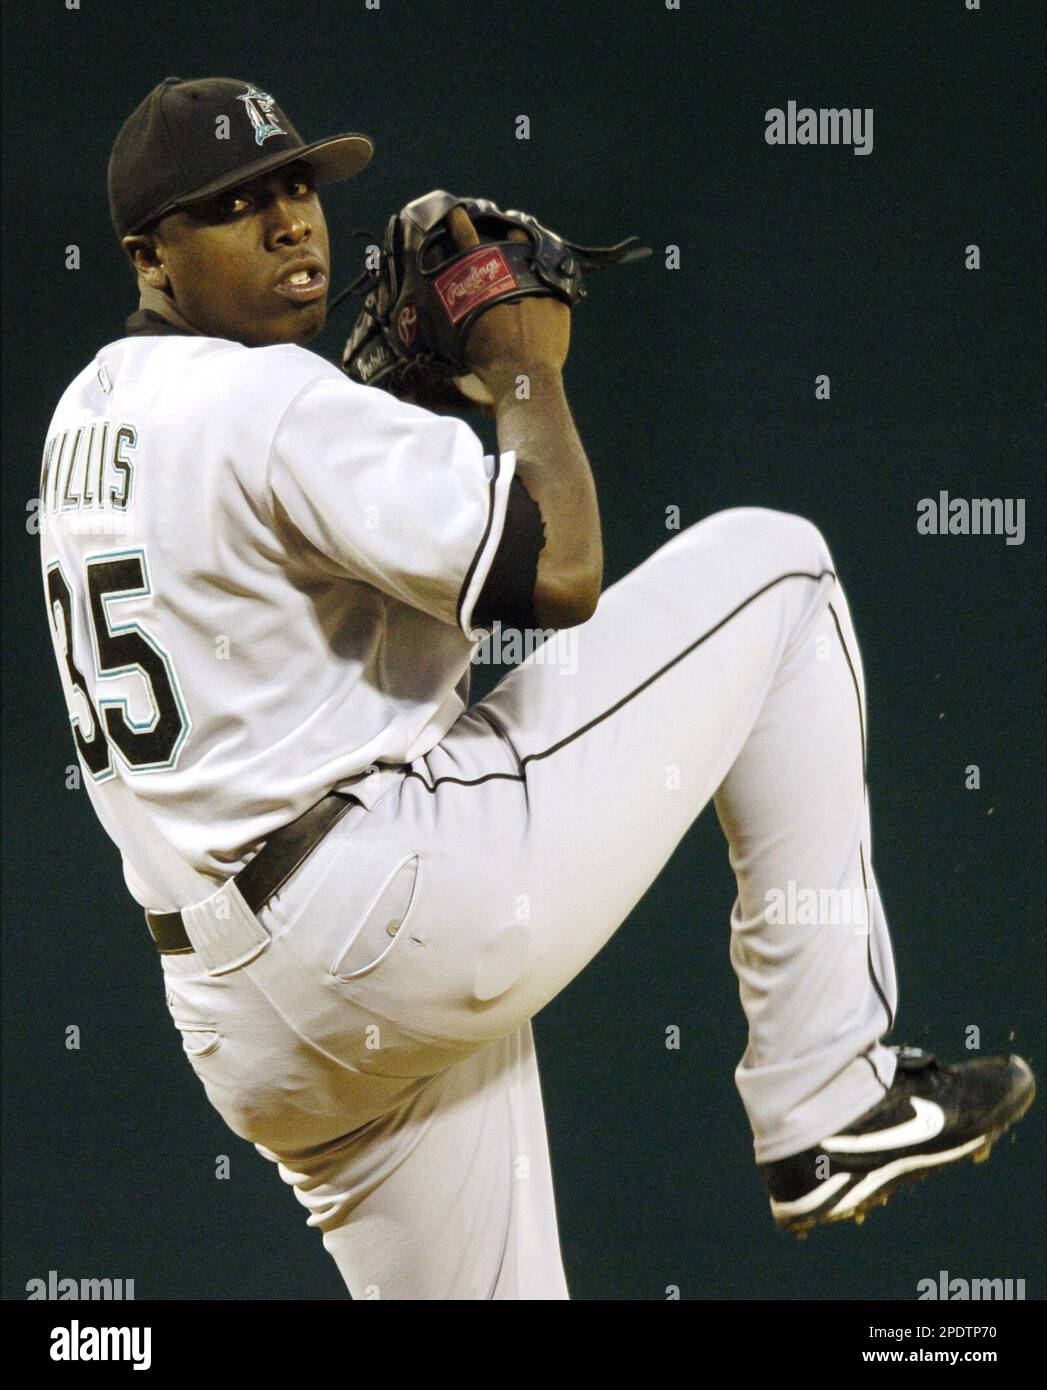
273,259,327,303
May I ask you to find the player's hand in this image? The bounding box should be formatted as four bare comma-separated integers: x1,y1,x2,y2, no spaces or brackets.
447,206,571,398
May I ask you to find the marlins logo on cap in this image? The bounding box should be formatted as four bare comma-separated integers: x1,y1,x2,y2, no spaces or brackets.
238,84,287,146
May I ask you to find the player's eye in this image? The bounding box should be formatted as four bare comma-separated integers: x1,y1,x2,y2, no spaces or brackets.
287,176,314,198
219,193,251,216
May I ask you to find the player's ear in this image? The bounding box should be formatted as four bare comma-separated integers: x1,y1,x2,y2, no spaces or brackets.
121,233,170,291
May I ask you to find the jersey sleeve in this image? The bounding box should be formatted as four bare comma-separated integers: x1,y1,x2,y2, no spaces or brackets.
266,374,518,640
472,474,546,632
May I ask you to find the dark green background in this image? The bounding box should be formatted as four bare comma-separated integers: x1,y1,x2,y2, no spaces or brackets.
2,0,1043,1301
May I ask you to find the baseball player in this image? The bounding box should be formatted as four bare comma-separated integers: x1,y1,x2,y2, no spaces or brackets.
39,76,1034,1300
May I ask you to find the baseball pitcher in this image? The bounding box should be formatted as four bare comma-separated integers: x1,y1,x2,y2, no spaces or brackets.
38,76,1035,1299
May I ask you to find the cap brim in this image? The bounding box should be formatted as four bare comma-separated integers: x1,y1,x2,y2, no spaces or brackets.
143,133,374,225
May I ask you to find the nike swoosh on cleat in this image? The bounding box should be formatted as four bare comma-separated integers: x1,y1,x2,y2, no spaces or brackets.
821,1097,946,1154
770,1172,852,1218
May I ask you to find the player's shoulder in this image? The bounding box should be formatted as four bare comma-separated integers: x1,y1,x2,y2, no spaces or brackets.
81,332,430,440
222,345,425,439
212,340,342,388
110,334,339,401
260,346,452,428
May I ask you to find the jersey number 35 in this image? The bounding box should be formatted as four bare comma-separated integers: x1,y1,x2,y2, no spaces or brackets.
46,548,190,781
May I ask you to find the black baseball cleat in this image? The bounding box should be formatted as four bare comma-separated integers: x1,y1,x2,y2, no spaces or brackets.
759,1045,1036,1237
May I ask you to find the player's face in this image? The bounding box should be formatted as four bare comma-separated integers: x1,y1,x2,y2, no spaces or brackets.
149,162,331,347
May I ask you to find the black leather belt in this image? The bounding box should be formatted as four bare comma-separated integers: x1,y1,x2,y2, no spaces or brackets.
145,791,359,954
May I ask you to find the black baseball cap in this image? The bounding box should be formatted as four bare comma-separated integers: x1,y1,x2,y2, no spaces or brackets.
108,76,373,238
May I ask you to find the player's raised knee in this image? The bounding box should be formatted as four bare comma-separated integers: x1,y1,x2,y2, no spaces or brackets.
695,506,833,574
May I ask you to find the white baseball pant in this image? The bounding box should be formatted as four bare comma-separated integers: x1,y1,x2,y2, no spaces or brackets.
160,507,899,1299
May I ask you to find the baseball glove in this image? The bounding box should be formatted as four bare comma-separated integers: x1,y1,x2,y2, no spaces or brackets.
337,189,649,407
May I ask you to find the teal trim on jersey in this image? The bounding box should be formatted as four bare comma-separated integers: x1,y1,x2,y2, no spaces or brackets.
84,546,193,774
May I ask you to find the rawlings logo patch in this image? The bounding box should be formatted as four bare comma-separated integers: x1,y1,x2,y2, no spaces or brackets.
434,246,517,324
397,304,418,346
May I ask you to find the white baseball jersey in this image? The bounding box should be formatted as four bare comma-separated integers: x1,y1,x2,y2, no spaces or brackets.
38,333,517,909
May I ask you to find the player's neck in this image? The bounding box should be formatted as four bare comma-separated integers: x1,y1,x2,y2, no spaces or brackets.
136,281,203,336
